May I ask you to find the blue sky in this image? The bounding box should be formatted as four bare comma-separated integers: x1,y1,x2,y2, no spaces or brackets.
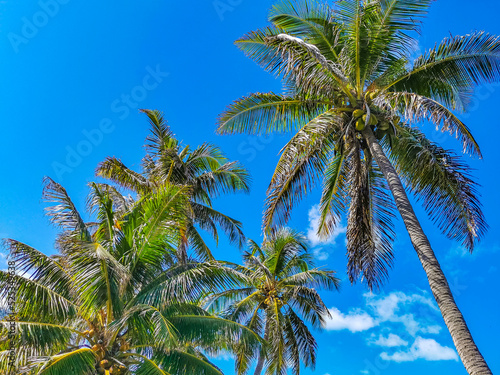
0,0,499,374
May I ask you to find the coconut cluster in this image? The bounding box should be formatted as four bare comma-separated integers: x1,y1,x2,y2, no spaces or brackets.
351,108,398,137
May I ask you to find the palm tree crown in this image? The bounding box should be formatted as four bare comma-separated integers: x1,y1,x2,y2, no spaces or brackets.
217,0,494,287
0,178,260,375
97,109,251,262
207,228,339,375
216,1,498,373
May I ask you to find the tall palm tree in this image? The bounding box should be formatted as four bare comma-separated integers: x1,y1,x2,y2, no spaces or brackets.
206,228,339,375
97,109,251,263
0,178,260,375
216,1,499,373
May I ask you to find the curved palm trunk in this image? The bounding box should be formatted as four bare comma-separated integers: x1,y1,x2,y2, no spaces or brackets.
363,128,492,375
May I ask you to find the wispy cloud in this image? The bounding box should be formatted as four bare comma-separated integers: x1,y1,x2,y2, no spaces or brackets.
324,307,377,333
380,337,458,362
369,333,408,348
364,292,441,336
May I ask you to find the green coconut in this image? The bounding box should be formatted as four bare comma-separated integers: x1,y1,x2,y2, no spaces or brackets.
353,109,365,118
362,114,378,126
356,118,366,131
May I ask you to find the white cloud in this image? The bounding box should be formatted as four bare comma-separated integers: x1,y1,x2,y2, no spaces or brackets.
312,247,329,261
371,333,408,347
326,290,456,367
324,307,377,333
307,205,346,248
380,337,458,362
364,291,440,336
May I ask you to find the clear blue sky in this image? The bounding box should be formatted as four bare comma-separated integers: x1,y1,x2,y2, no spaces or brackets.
0,1,499,374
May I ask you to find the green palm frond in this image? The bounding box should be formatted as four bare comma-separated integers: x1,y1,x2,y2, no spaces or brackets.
279,268,340,289
0,321,77,354
217,92,332,135
95,157,152,195
36,348,96,375
383,32,500,105
264,110,342,229
210,228,338,375
151,349,224,375
117,304,179,349
387,124,487,250
383,91,481,156
269,0,342,62
1,240,75,321
132,354,172,375
317,152,348,238
142,108,179,154
133,262,248,308
0,271,77,322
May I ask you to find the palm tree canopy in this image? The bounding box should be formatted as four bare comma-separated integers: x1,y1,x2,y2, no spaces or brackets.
206,228,340,375
216,0,495,288
0,178,261,375
97,109,251,260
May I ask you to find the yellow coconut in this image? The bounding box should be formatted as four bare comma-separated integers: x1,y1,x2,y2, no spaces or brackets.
353,109,365,118
356,118,366,131
100,360,112,369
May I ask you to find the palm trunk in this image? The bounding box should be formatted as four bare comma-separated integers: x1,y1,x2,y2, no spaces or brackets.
363,128,492,375
253,353,266,375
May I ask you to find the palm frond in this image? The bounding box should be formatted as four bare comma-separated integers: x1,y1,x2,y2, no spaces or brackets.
345,144,396,290
386,124,487,250
95,157,152,195
42,177,90,241
217,92,332,135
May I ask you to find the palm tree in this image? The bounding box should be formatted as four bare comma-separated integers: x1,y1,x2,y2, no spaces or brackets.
96,109,251,263
216,1,499,373
0,178,260,375
206,228,339,375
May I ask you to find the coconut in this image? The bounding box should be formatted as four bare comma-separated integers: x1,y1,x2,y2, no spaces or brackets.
353,109,364,118
356,118,366,131
362,114,378,126
100,360,112,369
